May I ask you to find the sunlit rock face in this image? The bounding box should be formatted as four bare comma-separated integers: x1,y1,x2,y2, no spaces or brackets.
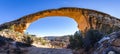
0,7,120,35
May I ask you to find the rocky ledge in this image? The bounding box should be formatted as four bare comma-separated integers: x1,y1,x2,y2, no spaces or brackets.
94,31,120,54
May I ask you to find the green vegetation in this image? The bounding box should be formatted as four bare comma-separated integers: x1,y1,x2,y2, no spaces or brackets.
19,32,49,45
33,37,49,45
22,35,33,45
83,29,103,51
68,31,83,49
9,25,14,30
68,29,104,51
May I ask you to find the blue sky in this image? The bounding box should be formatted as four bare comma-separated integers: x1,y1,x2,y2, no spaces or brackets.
0,0,120,36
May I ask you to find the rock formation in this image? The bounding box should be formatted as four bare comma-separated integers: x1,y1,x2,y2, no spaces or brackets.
0,7,120,35
93,31,120,54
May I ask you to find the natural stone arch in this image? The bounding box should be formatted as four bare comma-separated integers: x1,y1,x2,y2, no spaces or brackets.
0,7,120,35
25,16,79,36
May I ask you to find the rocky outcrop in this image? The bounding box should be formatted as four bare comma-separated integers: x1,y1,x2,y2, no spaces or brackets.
93,31,120,54
0,35,72,54
0,7,120,36
0,29,27,43
0,35,29,54
0,29,73,54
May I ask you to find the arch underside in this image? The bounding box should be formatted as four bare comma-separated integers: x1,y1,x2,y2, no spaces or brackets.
0,7,120,35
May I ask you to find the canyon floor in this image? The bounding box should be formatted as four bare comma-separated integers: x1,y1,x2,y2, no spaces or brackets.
27,47,72,54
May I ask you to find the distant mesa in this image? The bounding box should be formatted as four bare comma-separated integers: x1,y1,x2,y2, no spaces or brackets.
0,7,120,35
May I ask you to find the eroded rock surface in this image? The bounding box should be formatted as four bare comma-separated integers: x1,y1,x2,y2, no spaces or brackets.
0,7,120,35
94,31,120,54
